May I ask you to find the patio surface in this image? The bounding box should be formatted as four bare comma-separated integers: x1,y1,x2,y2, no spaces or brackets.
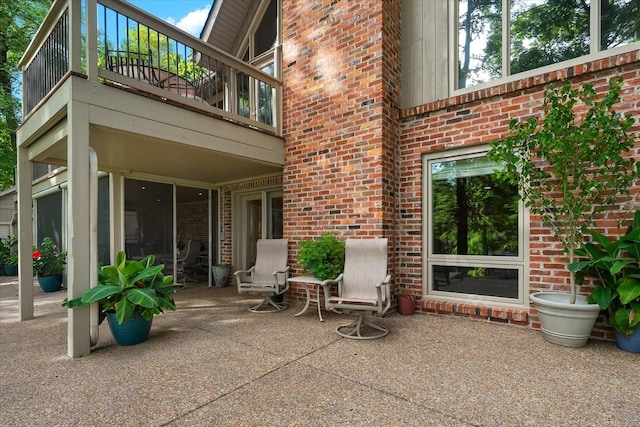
1,275,638,426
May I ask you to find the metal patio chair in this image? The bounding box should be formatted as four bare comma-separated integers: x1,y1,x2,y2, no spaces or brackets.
324,238,391,339
234,239,290,313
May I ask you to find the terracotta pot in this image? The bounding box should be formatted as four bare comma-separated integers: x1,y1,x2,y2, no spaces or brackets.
398,294,415,315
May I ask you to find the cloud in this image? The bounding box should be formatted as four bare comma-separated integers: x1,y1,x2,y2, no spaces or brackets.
166,6,211,37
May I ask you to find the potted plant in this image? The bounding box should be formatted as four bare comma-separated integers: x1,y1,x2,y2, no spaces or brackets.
297,232,345,281
4,254,18,276
0,235,17,275
62,251,183,346
569,210,640,353
33,237,67,292
488,77,639,347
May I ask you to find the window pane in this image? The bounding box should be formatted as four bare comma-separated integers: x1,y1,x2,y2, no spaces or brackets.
601,0,640,50
510,0,589,74
458,0,502,88
431,156,518,256
254,0,277,57
36,192,62,248
432,264,518,298
97,176,110,266
124,179,173,259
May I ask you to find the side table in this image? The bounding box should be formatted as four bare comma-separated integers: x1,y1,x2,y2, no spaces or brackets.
289,275,327,322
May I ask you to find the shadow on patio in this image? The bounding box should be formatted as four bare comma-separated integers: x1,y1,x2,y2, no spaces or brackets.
1,276,638,426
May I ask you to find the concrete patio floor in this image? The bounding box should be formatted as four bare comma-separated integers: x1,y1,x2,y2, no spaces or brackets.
1,275,639,426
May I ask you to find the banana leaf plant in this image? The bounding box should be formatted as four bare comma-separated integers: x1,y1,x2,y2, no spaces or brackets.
63,251,183,325
569,211,640,336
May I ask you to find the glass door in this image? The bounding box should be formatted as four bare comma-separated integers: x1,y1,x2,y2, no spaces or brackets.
234,189,283,270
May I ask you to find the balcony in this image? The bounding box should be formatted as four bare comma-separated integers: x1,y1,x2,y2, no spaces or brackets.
18,0,284,184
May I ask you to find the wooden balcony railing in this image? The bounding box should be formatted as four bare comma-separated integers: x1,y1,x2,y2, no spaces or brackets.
19,0,282,135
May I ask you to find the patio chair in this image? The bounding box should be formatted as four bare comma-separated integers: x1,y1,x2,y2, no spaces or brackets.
162,239,201,284
324,238,391,339
234,239,290,313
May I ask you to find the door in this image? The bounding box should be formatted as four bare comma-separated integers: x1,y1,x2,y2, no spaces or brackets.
235,189,283,270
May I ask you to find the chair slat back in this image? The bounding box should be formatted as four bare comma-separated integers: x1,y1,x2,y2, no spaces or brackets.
184,240,201,265
253,239,288,284
342,238,388,300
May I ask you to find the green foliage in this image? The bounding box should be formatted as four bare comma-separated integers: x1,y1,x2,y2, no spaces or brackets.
0,234,17,265
488,77,639,302
32,237,66,276
297,233,345,281
569,211,640,336
62,251,183,325
0,0,53,190
5,253,18,266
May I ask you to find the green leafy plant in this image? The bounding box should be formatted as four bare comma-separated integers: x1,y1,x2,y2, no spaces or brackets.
62,251,183,325
0,234,17,266
297,233,345,281
569,210,640,336
488,77,639,303
32,237,67,276
5,253,18,266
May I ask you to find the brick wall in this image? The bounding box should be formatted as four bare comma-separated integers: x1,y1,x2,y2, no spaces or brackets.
400,50,640,337
176,201,208,253
282,0,402,297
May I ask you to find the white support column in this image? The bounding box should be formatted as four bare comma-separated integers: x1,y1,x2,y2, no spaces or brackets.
16,145,34,320
110,172,124,263
67,99,91,358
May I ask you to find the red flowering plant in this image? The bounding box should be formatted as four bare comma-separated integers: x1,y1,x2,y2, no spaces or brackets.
33,237,67,277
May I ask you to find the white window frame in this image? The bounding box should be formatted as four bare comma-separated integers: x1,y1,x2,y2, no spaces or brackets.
423,145,529,306
451,0,640,95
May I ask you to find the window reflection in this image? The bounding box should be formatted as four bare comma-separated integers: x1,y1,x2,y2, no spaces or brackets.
457,0,640,89
431,156,518,256
432,264,518,298
602,0,640,50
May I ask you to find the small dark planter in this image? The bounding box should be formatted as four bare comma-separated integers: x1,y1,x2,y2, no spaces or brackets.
107,312,152,346
615,329,640,353
37,274,63,292
4,265,18,276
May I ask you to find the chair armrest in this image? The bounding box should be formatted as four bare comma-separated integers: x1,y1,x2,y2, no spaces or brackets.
322,274,344,296
272,265,290,276
321,273,343,286
375,274,392,314
234,266,255,276
234,266,255,286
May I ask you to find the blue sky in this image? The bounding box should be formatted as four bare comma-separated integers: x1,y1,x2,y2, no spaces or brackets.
128,0,213,36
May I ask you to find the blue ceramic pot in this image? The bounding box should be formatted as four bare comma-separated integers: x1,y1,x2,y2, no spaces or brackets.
614,329,640,353
106,312,152,346
4,265,18,276
37,274,62,292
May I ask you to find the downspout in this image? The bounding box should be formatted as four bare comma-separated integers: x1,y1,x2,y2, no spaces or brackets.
89,148,99,346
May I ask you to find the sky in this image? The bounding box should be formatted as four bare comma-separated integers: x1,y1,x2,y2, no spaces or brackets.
127,0,213,37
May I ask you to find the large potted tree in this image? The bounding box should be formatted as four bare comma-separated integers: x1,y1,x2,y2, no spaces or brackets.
488,77,639,347
63,251,183,346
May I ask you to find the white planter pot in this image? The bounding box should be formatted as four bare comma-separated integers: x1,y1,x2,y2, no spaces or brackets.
530,292,601,348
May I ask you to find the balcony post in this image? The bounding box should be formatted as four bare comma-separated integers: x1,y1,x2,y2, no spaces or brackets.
69,0,82,73
86,0,98,80
67,99,91,358
16,146,34,321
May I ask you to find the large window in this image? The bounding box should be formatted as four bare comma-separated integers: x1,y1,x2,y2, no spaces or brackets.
457,0,640,89
424,147,527,303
